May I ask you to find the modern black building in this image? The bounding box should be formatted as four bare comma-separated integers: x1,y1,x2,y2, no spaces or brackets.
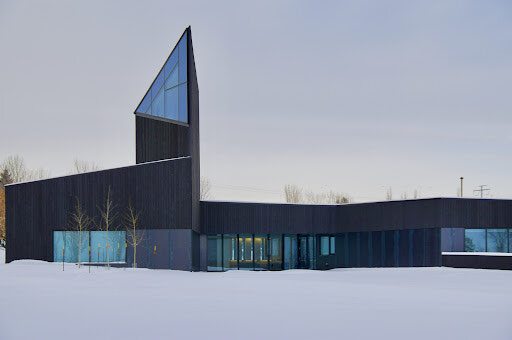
5,27,512,271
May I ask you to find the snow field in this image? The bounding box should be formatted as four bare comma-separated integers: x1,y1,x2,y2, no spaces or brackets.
0,259,511,340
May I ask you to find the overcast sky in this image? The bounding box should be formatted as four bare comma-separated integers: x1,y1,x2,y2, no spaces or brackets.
0,0,511,202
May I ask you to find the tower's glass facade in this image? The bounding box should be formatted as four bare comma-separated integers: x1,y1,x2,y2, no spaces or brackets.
135,31,188,123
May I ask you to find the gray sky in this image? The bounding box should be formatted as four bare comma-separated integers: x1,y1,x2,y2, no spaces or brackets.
1,0,511,202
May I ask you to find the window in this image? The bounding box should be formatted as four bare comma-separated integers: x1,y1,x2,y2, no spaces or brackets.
222,234,238,270
238,234,253,270
465,229,486,252
54,231,125,263
207,234,223,271
254,234,268,270
320,236,330,256
487,229,508,253
135,31,188,123
330,236,336,255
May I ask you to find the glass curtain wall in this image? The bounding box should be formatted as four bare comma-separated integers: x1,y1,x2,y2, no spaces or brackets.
284,235,298,269
269,234,283,270
254,234,269,270
54,231,126,263
206,234,338,271
238,234,254,270
465,229,511,253
223,234,238,270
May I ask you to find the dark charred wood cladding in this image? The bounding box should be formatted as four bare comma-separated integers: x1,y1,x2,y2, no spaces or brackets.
5,158,193,263
135,115,190,163
200,198,512,235
443,254,512,270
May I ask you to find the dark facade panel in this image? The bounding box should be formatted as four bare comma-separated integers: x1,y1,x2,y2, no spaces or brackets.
201,198,512,235
443,254,512,270
441,198,512,229
6,158,193,263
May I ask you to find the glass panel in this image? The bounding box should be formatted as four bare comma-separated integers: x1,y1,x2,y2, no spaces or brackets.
238,234,253,270
90,231,126,263
284,235,298,269
164,87,179,120
254,234,268,270
178,32,187,83
223,234,238,270
110,231,126,263
207,234,223,271
330,236,336,255
510,229,512,253
136,93,151,114
487,229,508,253
165,64,179,89
152,72,164,99
298,235,312,269
53,231,65,262
164,51,178,78
465,229,486,252
53,231,89,263
178,83,188,123
135,30,188,120
269,234,282,270
320,236,330,256
150,87,164,117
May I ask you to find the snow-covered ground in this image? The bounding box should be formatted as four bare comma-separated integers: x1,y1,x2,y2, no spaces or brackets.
1,259,511,340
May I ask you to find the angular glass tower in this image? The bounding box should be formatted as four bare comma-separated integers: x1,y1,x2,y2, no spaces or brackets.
134,26,200,236
135,30,189,123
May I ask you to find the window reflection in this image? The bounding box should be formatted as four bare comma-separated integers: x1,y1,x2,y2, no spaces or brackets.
222,234,238,270
487,229,508,253
465,229,486,252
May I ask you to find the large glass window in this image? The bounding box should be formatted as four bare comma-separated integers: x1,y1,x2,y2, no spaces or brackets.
54,231,125,263
135,30,188,123
269,234,283,270
465,229,486,252
207,234,223,271
90,231,126,263
284,235,298,269
320,236,330,256
238,234,253,270
222,234,238,270
487,229,508,253
254,234,268,270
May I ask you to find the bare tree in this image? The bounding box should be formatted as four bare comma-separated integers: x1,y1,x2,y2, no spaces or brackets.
0,155,49,183
401,192,408,199
200,177,213,200
305,190,323,204
414,189,419,199
326,190,351,204
284,184,303,203
124,201,144,268
73,159,101,174
385,187,393,201
68,197,93,268
97,186,118,269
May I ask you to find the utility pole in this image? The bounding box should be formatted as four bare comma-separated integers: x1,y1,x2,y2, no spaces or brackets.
460,177,464,197
474,185,490,198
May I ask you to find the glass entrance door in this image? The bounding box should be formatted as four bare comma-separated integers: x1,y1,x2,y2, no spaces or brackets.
298,235,310,269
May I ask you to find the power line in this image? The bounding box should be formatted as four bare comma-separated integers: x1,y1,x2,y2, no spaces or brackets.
473,185,490,198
